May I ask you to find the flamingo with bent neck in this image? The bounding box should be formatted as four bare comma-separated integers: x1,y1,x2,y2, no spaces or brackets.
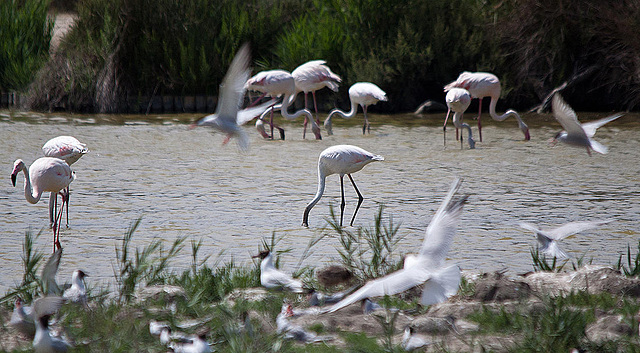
245,69,321,140
444,71,530,142
443,88,475,149
11,157,74,251
324,82,387,135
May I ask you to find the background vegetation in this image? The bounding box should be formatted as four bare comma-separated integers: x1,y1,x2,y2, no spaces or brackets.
5,0,640,113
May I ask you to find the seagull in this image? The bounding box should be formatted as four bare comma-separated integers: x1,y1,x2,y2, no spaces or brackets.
401,326,431,351
252,251,305,293
32,296,71,353
276,303,333,343
551,93,624,156
149,320,170,337
167,331,211,353
62,270,88,305
10,297,35,336
192,44,275,150
519,219,613,259
325,178,467,313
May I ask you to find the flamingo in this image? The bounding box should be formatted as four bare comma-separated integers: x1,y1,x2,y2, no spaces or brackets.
192,44,276,150
325,178,467,313
11,157,74,250
245,70,322,140
444,71,530,142
291,60,341,138
443,88,475,149
550,93,624,156
302,145,383,228
42,135,88,228
324,82,387,135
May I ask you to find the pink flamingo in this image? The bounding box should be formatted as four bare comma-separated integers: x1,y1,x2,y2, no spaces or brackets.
245,69,322,140
11,157,75,250
444,71,530,142
443,88,475,149
324,82,387,135
42,135,88,227
302,145,384,228
291,60,341,138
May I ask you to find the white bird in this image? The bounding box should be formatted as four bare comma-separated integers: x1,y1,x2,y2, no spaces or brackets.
326,178,467,313
291,60,342,138
62,270,88,305
308,286,356,306
167,331,211,353
42,136,88,228
302,145,384,228
149,320,170,337
193,44,274,150
11,157,75,251
519,219,613,259
324,82,387,135
402,326,430,351
10,297,35,336
276,303,333,343
32,296,70,353
443,88,475,149
253,251,305,293
551,93,624,156
444,71,530,142
245,69,322,140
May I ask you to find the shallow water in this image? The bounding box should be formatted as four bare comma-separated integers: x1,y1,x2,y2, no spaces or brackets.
1,109,638,294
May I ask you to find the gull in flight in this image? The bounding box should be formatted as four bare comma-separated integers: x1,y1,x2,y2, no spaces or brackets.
253,250,305,293
32,296,71,353
551,93,624,156
192,43,276,150
519,219,613,259
326,178,467,313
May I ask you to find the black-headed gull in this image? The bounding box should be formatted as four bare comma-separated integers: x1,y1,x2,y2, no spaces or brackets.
253,251,305,293
10,297,35,336
32,296,71,353
551,93,624,155
519,219,613,259
401,326,431,351
62,270,88,304
325,178,467,313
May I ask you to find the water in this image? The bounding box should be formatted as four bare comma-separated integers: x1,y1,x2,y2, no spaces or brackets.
1,110,638,294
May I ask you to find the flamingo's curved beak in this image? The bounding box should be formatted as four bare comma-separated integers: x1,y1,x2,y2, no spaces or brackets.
524,129,531,141
11,173,17,187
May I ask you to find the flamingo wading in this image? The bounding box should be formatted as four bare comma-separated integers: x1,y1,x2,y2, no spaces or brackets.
302,145,383,227
291,60,341,139
443,88,475,149
324,82,387,135
42,135,88,227
11,157,74,250
444,71,530,142
245,70,322,140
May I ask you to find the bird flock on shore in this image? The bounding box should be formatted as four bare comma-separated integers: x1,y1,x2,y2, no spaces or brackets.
8,43,624,352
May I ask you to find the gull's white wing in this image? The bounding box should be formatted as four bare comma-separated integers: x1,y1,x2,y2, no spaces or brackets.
519,222,555,253
420,264,461,305
263,269,304,293
588,139,608,154
418,178,467,268
327,265,433,313
581,113,624,137
543,240,569,259
236,98,278,125
216,44,251,124
41,248,61,296
546,220,613,240
32,296,65,318
552,94,588,139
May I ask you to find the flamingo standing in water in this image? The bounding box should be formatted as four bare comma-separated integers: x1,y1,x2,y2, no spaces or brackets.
444,71,530,142
324,82,387,135
443,88,475,149
302,145,383,228
291,60,341,139
42,135,88,227
11,157,75,250
245,70,322,140
192,44,276,150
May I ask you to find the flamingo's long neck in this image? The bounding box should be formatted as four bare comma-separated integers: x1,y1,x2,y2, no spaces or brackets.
328,99,359,120
302,169,327,226
20,166,42,204
488,96,530,139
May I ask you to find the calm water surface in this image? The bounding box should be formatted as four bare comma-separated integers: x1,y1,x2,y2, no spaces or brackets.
1,110,638,294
